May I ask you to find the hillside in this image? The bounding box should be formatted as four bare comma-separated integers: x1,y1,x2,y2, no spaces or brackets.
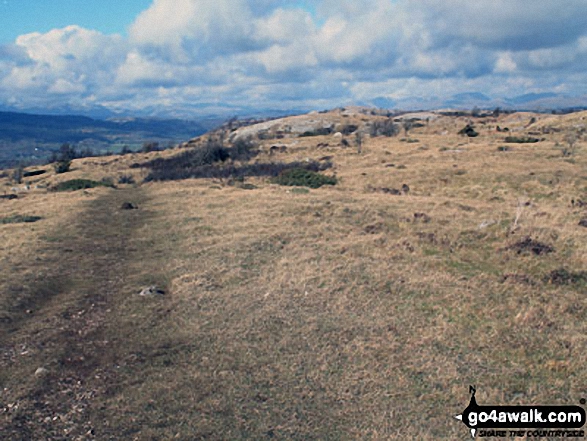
1,108,586,439
0,111,213,167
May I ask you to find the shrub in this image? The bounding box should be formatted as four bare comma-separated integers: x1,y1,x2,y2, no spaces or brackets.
272,168,337,189
142,142,160,153
23,169,46,178
53,160,72,174
544,268,587,285
52,179,114,192
12,165,24,184
458,124,478,137
340,125,359,135
300,127,333,137
370,119,399,137
118,174,135,184
1,214,42,224
504,136,540,143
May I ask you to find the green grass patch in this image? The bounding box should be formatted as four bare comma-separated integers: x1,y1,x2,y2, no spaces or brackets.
0,214,42,224
52,179,114,192
272,168,337,189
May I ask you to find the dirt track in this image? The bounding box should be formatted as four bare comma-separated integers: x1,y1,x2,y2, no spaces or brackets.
1,187,156,440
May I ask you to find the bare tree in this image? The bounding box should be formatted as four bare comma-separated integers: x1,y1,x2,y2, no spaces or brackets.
562,131,579,157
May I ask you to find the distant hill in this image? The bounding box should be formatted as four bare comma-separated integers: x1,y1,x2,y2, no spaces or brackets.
0,111,213,167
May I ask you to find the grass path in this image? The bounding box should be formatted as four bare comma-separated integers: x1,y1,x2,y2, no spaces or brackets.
0,186,159,440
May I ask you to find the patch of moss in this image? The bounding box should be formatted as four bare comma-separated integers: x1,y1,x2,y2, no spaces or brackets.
1,214,42,224
53,179,115,192
272,168,337,189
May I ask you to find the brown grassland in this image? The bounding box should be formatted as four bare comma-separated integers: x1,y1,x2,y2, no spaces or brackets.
1,109,586,440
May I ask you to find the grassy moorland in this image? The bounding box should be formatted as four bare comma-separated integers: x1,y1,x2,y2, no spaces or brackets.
1,108,586,440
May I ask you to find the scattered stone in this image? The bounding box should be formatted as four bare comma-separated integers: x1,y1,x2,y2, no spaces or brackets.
401,184,410,194
571,199,586,207
507,237,554,256
364,223,385,234
269,145,287,155
139,286,165,296
413,212,431,223
579,219,587,228
34,367,49,378
478,220,497,229
121,202,138,210
0,194,18,200
501,273,534,285
380,187,401,195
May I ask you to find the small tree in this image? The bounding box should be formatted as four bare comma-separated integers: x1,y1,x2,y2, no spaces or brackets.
12,164,24,184
562,132,579,157
402,120,413,136
53,160,72,174
142,142,160,153
59,143,77,161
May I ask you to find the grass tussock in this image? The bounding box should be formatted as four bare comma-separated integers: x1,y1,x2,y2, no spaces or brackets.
52,178,115,192
272,168,337,188
504,136,540,143
0,214,42,224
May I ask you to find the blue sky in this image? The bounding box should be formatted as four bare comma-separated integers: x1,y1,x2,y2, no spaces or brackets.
0,0,586,117
0,0,152,43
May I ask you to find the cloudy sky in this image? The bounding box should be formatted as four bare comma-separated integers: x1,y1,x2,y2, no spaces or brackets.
1,0,586,117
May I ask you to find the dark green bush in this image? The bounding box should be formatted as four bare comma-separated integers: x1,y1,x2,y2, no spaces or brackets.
52,179,114,192
300,127,333,137
340,125,359,135
458,124,478,137
53,160,72,174
118,174,135,184
272,168,337,189
1,214,42,224
544,268,587,285
504,136,540,143
370,119,399,137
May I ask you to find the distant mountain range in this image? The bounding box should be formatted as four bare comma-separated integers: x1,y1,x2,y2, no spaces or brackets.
367,92,587,112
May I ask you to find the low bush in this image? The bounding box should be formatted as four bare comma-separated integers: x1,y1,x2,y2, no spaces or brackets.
23,169,46,178
52,179,114,192
53,160,72,174
272,168,337,189
118,175,135,184
1,214,42,224
300,127,333,137
370,119,399,137
458,124,478,137
340,125,359,135
544,268,587,285
504,136,540,143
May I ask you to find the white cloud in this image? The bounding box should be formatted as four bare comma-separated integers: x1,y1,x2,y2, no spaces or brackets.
2,0,587,115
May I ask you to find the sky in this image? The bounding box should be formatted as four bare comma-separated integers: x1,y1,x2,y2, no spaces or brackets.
0,0,587,117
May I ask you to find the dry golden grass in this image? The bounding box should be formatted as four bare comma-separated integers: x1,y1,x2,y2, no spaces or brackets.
1,110,586,439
